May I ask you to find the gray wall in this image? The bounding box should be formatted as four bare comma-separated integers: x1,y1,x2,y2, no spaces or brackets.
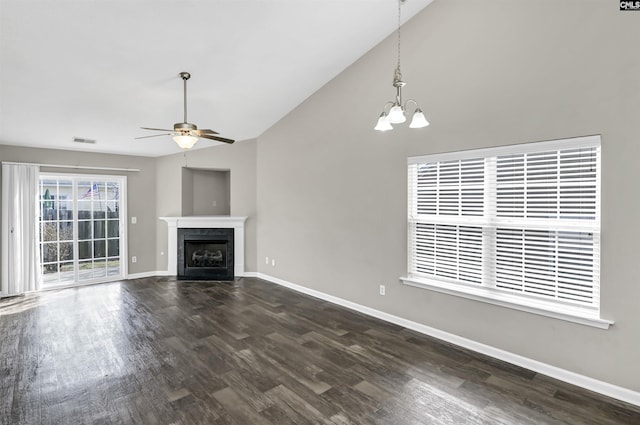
155,139,257,272
0,144,157,275
181,167,195,216
256,0,640,391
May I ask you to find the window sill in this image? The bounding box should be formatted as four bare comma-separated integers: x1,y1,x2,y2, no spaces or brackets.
400,276,613,329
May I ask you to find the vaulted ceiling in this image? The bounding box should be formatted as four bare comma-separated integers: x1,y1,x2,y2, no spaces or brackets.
0,0,433,157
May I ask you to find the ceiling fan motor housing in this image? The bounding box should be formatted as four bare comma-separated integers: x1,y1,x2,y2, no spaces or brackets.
174,122,197,132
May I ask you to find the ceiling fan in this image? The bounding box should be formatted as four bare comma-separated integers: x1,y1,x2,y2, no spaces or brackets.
136,72,235,150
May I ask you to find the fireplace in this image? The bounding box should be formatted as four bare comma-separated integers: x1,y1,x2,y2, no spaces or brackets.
160,216,247,278
177,228,234,281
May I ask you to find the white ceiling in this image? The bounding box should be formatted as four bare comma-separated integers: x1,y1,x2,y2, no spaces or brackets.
0,0,432,157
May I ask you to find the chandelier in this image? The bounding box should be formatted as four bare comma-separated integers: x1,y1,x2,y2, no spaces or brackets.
374,0,429,132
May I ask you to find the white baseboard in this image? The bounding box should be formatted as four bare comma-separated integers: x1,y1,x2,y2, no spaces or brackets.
255,272,640,407
127,270,169,279
128,271,257,280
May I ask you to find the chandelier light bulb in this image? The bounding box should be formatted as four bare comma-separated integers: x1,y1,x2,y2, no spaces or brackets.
409,109,430,128
388,104,406,124
374,113,394,131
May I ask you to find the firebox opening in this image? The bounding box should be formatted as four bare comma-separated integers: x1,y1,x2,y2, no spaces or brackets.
185,242,227,268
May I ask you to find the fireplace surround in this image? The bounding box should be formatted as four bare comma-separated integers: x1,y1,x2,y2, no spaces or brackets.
160,216,247,278
177,227,234,280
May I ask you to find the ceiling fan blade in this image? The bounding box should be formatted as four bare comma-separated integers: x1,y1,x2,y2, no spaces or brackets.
199,134,235,144
134,133,173,139
195,129,220,135
141,127,174,132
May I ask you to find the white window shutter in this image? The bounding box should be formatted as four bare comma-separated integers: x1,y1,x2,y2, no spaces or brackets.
408,136,601,313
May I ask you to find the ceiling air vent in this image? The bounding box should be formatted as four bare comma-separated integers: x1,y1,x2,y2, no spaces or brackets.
73,137,96,144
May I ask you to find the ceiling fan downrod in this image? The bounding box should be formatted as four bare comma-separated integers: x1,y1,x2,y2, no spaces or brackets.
174,72,197,133
180,71,190,124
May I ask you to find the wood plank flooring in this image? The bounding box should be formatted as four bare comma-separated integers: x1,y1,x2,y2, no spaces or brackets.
1,277,639,424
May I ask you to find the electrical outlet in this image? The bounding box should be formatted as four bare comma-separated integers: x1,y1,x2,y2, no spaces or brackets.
379,285,386,296
132,256,137,263
131,217,137,224
212,200,217,207
265,256,269,265
272,259,276,267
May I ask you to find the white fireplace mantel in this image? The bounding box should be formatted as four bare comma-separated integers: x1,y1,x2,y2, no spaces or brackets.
160,216,247,277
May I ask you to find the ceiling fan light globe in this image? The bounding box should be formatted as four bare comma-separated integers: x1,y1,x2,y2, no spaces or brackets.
173,135,198,150
388,105,406,124
409,109,429,128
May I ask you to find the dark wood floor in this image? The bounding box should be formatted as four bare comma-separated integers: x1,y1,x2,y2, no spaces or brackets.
1,277,639,425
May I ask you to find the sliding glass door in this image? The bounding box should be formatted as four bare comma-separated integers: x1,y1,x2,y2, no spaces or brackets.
39,174,126,287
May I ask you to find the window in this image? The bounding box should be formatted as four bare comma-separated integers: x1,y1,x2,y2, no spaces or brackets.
40,174,126,286
402,135,609,327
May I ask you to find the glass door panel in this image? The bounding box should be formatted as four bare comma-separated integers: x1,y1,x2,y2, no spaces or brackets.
40,178,75,285
39,175,125,287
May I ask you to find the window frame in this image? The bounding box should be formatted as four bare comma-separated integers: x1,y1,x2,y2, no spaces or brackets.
401,135,612,329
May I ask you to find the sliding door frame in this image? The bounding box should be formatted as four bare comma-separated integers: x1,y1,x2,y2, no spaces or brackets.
39,173,128,288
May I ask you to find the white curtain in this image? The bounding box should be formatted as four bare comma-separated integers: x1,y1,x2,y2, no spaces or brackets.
1,163,42,296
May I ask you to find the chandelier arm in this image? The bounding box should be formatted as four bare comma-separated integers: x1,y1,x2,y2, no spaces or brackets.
380,101,396,114
403,98,421,112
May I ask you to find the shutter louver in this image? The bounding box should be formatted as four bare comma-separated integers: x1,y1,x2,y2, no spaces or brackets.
408,136,600,312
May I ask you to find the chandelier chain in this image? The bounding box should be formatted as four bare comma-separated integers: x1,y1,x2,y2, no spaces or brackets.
397,0,402,72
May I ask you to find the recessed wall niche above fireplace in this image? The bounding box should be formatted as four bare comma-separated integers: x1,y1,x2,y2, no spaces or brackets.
177,228,234,280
